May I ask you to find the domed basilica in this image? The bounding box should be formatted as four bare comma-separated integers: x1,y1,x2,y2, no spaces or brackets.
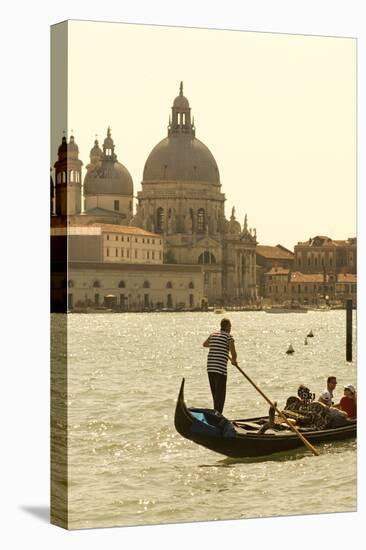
130,83,257,304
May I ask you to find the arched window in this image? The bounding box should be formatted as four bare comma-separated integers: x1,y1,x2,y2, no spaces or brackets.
118,280,125,288
93,280,101,288
166,281,173,288
68,280,74,288
198,251,216,264
143,280,150,288
189,281,194,289
157,207,164,232
197,208,205,232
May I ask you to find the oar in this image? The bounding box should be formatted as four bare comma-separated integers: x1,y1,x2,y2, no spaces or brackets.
231,361,320,456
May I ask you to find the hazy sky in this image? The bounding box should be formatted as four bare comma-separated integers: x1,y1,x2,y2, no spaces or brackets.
56,20,356,250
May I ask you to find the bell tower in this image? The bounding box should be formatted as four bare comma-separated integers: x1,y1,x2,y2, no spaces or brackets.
54,134,83,217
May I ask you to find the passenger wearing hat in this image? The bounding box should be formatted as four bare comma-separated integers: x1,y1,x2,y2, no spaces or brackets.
337,384,357,419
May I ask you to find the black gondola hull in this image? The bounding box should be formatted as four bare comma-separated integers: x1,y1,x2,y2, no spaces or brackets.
174,379,357,458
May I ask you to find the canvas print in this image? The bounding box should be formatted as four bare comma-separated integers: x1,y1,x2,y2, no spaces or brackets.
50,20,357,530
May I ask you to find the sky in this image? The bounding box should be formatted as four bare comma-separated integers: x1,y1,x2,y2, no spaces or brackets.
52,20,356,250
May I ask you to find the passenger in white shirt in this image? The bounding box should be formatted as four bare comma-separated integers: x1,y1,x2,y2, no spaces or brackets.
318,376,337,406
318,376,349,427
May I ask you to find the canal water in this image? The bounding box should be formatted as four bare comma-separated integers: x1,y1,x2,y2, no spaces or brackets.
53,310,357,529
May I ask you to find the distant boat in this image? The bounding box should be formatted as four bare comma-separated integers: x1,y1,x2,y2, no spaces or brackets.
265,304,308,314
286,344,295,354
307,330,314,338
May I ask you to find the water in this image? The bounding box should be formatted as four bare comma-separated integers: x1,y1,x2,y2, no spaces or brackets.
53,310,357,529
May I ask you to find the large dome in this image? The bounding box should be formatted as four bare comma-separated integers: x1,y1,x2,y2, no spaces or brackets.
84,160,133,196
143,134,220,184
143,83,220,184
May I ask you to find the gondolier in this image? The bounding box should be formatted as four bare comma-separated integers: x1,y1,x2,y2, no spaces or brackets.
203,318,238,414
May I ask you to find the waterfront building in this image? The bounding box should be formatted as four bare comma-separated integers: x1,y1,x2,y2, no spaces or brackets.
263,267,291,304
256,245,294,298
131,83,257,305
294,235,356,274
52,261,203,311
263,268,357,307
335,273,357,305
51,224,163,265
97,224,163,265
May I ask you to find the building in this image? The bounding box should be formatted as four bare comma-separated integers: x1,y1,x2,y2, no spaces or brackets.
256,245,294,298
294,235,356,274
263,268,357,307
335,273,357,306
263,267,291,304
131,83,257,305
51,224,164,265
52,261,204,311
96,224,163,264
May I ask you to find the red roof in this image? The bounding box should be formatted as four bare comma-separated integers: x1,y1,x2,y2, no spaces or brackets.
290,272,326,283
337,274,357,283
296,236,356,247
265,267,290,276
91,223,159,237
256,245,294,259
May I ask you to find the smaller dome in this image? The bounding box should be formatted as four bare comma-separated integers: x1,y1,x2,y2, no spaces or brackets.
68,136,78,151
55,135,81,163
57,136,67,156
84,160,133,196
229,220,241,234
173,95,190,109
90,139,103,160
68,136,80,159
103,127,114,149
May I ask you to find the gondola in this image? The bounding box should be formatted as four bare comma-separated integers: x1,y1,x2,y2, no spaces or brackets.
174,378,357,458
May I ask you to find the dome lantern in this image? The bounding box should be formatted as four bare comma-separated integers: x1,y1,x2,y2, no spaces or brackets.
89,138,103,164
102,126,117,160
168,81,195,137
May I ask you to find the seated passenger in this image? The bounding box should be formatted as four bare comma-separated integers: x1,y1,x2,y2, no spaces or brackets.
318,376,337,406
336,385,357,419
317,376,349,428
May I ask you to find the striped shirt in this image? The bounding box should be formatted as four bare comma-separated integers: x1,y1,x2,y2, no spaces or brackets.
207,330,234,376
